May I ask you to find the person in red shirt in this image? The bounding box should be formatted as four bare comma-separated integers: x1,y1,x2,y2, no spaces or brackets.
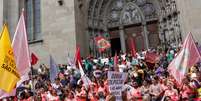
97,80,106,100
132,82,142,101
40,88,48,101
64,90,76,101
46,89,60,101
180,83,195,100
75,86,87,101
104,79,109,96
163,82,179,101
140,81,151,101
88,83,98,101
149,78,163,101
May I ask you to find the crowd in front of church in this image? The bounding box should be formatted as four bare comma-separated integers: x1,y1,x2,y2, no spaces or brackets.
1,44,201,101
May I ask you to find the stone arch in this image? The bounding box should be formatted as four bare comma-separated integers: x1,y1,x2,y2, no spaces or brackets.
87,0,165,54
119,2,145,25
102,0,114,31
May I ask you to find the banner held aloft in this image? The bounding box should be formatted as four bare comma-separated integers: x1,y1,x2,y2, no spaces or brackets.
0,24,20,93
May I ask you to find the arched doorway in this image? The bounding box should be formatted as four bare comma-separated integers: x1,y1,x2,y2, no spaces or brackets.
88,0,160,56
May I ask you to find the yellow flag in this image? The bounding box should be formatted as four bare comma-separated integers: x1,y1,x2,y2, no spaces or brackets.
0,24,20,92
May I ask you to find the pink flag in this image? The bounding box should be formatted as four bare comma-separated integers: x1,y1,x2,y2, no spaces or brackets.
0,10,31,99
168,33,201,84
12,10,31,85
129,37,137,58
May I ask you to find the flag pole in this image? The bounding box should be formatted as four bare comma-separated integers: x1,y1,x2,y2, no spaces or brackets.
30,65,35,91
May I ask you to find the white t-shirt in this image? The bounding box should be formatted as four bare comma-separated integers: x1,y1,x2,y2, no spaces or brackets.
126,61,132,69
119,64,126,72
51,83,62,95
52,83,60,89
121,54,126,60
149,84,162,96
101,58,109,64
93,59,98,63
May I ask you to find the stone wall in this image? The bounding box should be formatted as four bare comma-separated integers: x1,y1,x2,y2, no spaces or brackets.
0,0,3,30
74,0,90,57
176,0,201,44
29,0,77,66
0,0,18,39
6,0,19,39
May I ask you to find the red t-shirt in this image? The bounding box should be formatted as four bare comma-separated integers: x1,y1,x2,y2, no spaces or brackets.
76,89,87,101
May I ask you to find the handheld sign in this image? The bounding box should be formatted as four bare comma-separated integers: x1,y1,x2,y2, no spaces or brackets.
107,71,127,101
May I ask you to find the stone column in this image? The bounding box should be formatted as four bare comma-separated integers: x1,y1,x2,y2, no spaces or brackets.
142,22,149,49
119,26,126,53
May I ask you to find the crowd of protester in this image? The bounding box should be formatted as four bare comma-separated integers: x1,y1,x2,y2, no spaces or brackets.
1,45,201,101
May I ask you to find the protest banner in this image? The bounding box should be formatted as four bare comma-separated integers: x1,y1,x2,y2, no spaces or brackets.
0,24,20,93
145,52,160,63
107,71,127,101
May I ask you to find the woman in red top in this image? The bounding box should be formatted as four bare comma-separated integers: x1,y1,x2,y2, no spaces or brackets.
40,88,48,101
163,83,179,101
46,89,60,101
104,80,109,96
89,83,98,101
97,80,106,100
180,82,197,100
75,86,87,101
64,90,76,101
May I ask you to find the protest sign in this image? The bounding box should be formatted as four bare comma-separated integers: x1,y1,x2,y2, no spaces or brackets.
107,71,127,101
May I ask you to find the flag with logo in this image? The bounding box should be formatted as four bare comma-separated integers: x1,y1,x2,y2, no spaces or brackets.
50,55,59,82
31,53,38,65
0,24,20,92
168,33,201,84
95,36,111,52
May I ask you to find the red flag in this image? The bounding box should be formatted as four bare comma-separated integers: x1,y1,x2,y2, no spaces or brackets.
95,36,111,52
75,46,92,88
114,53,119,72
168,33,201,84
129,37,137,57
31,53,38,65
145,52,160,64
74,46,82,66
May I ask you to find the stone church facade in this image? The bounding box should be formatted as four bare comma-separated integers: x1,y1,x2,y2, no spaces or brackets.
0,0,201,64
